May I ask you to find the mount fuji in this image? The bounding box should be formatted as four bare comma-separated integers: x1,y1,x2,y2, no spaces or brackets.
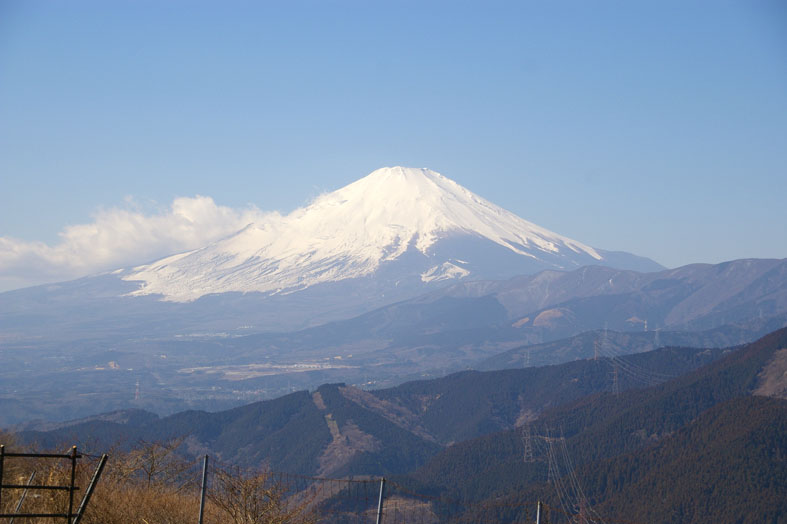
1,167,662,337
122,166,660,303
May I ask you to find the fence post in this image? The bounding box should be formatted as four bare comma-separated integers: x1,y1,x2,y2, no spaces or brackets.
73,454,108,524
536,500,542,524
375,477,386,524
9,471,35,524
67,446,78,524
0,445,4,510
198,455,209,524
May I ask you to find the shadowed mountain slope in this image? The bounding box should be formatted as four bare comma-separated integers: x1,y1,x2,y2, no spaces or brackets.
398,327,787,523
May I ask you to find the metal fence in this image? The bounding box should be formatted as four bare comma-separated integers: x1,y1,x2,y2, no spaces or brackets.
0,445,107,524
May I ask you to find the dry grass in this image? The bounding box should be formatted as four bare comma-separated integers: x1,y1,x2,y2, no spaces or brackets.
0,437,316,524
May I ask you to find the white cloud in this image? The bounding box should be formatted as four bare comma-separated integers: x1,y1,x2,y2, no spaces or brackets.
0,196,279,291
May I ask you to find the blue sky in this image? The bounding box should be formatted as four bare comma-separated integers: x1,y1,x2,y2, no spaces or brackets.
0,1,785,290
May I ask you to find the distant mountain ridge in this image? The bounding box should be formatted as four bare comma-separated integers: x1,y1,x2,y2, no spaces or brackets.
412,257,787,336
218,258,787,373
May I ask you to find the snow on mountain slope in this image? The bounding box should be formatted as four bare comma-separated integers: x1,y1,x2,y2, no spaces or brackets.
124,167,603,302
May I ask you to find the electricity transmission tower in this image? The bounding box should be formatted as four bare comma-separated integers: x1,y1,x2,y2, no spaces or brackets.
521,424,535,463
612,364,620,396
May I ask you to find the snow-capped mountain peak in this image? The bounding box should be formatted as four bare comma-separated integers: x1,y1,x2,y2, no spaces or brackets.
124,166,604,302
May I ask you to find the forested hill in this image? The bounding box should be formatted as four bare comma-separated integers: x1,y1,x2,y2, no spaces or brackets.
398,327,787,523
476,320,786,371
18,341,728,478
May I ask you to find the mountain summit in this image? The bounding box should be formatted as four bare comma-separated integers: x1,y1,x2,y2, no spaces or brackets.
123,167,660,302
